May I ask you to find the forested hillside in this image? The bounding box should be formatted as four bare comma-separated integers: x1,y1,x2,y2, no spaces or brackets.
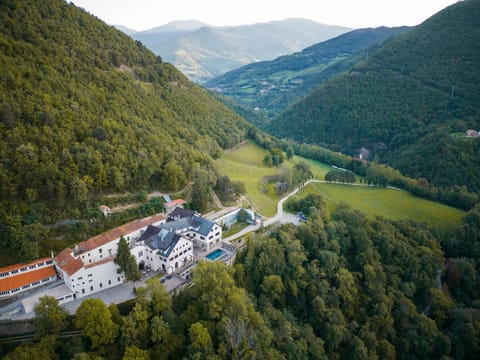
0,0,250,220
269,0,480,191
207,26,409,118
3,200,479,359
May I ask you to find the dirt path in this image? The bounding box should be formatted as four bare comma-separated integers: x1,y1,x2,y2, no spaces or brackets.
209,189,225,209
223,139,248,154
110,181,195,213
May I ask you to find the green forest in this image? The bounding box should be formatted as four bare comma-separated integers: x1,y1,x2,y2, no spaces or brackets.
206,26,408,118
2,199,480,359
268,0,480,192
0,0,251,262
0,0,250,214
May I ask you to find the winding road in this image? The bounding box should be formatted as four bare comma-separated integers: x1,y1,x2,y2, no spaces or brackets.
222,179,397,243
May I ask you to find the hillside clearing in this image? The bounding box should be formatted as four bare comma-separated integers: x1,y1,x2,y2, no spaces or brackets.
216,141,465,232
295,182,465,233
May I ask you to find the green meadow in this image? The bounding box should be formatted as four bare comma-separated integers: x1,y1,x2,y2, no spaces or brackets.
216,141,465,231
215,141,280,216
294,182,465,233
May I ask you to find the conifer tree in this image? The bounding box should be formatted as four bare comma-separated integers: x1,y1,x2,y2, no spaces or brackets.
115,236,141,281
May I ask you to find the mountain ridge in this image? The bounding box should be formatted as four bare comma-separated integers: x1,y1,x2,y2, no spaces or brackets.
131,19,351,83
0,0,250,221
268,0,480,190
206,26,410,118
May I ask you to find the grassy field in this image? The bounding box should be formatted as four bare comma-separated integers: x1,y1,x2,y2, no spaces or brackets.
216,141,466,232
216,141,336,216
294,182,465,233
215,141,280,216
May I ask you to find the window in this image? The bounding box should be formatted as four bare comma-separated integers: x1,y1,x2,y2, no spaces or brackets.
82,289,85,294
88,273,93,277
90,286,93,291
117,277,120,282
138,250,143,257
77,277,83,280
99,283,103,288
108,280,111,285
99,248,102,253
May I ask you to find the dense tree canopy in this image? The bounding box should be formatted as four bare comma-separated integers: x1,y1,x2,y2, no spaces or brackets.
269,0,480,191
0,0,250,224
4,201,480,359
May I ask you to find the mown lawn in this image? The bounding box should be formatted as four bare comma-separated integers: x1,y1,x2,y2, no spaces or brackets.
215,141,279,216
294,182,465,233
216,141,465,233
216,141,361,216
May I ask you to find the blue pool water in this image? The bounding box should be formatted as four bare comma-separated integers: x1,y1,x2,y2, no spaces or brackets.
206,249,225,260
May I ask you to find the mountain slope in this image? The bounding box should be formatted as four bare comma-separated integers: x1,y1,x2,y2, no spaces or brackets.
206,26,409,118
129,20,208,55
113,24,137,35
135,19,351,83
0,0,250,217
269,0,480,191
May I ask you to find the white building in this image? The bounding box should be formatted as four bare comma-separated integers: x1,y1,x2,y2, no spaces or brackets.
163,213,222,251
136,225,194,273
54,213,166,299
0,258,57,298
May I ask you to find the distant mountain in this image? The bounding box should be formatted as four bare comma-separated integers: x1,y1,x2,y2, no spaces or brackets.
0,0,250,220
269,0,480,191
140,19,209,33
133,19,351,83
207,26,409,118
113,24,137,35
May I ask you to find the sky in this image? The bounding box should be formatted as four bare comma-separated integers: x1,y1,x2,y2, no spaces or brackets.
71,0,460,31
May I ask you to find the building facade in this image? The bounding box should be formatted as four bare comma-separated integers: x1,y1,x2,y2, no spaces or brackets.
54,213,166,299
0,258,57,298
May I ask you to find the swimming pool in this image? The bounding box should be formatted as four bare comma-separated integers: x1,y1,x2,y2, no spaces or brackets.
206,249,226,260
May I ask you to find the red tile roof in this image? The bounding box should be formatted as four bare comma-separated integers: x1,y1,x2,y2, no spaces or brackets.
84,257,115,269
165,199,186,208
75,213,166,253
54,248,84,277
0,266,56,292
0,257,53,274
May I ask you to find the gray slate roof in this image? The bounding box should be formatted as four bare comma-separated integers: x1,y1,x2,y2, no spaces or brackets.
162,214,216,237
138,225,181,257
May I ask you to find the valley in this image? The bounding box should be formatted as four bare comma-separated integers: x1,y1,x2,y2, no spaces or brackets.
1,0,480,359
216,141,465,232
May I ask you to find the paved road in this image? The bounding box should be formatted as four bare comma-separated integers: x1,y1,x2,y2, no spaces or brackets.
222,183,307,242
1,271,186,319
222,179,393,243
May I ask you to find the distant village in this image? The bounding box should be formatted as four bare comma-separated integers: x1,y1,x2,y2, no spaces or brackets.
0,199,247,314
